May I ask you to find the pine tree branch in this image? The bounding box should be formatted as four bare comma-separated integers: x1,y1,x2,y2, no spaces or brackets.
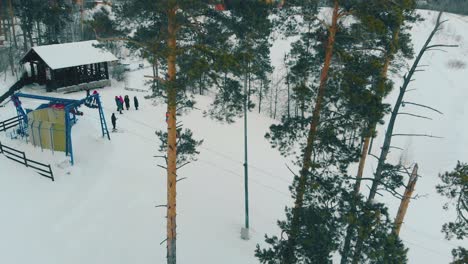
347,176,406,199
425,44,458,50
285,164,299,177
426,48,448,53
389,146,404,151
176,177,187,182
157,165,168,170
392,133,443,139
144,75,167,84
93,29,149,50
176,162,191,170
402,101,443,114
397,112,433,120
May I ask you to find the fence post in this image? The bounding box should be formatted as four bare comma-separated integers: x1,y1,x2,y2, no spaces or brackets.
49,165,54,182
23,152,28,167
0,141,3,153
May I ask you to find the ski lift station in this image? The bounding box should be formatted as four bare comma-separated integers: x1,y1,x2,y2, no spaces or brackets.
9,92,110,165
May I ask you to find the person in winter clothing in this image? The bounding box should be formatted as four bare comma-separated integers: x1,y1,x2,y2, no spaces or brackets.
92,90,99,106
124,95,130,110
119,96,125,113
134,96,139,110
115,96,123,114
115,96,120,111
119,96,124,108
111,113,117,130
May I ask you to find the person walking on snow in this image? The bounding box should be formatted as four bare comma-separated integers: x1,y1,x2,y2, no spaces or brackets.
134,96,139,110
115,96,120,111
118,96,124,114
111,113,117,131
115,96,123,114
124,95,130,110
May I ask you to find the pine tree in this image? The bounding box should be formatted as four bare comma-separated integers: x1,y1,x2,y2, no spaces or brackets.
39,0,72,44
14,0,39,50
258,1,411,263
107,1,276,263
353,0,418,193
437,162,468,263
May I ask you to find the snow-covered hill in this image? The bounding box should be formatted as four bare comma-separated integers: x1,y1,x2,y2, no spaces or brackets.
0,10,467,264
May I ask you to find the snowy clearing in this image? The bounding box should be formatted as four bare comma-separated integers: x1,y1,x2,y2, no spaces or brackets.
0,10,467,264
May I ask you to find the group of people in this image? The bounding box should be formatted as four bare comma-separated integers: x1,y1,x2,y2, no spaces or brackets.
115,95,139,114
111,95,140,131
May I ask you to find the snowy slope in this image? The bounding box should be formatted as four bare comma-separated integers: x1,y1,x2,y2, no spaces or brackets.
0,81,292,264
0,10,467,264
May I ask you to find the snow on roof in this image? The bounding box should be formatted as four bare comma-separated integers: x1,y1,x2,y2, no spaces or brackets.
29,40,118,70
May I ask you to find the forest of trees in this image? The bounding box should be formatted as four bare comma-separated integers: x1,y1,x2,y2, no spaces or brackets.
0,0,111,77
0,1,466,264
418,0,468,15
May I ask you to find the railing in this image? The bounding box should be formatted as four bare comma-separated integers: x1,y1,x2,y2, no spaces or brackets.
0,75,26,104
0,116,22,132
0,141,54,181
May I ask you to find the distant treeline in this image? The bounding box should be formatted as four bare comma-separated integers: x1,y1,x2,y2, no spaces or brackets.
317,1,468,16
417,0,468,15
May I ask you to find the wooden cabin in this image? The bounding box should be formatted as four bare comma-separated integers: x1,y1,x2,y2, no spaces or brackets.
21,40,118,92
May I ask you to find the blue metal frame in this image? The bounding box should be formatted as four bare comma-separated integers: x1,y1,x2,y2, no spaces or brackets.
10,92,111,165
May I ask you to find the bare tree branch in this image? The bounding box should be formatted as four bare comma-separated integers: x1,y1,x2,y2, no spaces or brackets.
157,165,168,170
425,44,458,50
402,101,443,114
392,133,443,139
398,112,433,120
176,162,191,170
145,75,167,84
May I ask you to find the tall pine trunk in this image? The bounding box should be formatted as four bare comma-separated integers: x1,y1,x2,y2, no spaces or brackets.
394,164,418,235
283,1,340,261
354,27,400,192
286,72,290,119
166,6,178,264
341,25,402,264
258,79,263,114
28,25,33,49
0,1,3,42
36,21,41,45
273,83,278,119
7,0,17,49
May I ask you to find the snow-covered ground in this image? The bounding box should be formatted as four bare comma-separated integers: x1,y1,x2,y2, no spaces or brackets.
0,10,467,264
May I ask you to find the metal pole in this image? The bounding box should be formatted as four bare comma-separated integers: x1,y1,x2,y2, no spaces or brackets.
241,60,250,240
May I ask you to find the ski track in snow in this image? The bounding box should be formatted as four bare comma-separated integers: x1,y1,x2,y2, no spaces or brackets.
0,10,467,264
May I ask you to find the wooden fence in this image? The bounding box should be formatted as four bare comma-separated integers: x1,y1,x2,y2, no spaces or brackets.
0,141,54,181
0,116,22,132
